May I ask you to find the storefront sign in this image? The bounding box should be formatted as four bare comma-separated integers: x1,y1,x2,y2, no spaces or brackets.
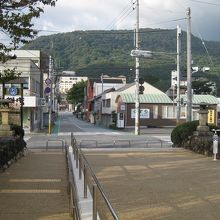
131,108,150,119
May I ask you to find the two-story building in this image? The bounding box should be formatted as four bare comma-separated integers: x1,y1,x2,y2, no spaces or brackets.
84,75,126,123
0,50,49,133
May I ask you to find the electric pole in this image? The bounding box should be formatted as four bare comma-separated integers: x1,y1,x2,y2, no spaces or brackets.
186,7,192,122
176,25,181,124
48,56,53,134
135,0,140,135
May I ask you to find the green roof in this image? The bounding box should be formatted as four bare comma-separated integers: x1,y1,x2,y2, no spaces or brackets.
119,93,173,104
179,95,219,104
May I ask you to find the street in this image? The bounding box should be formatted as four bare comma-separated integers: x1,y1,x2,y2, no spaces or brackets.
25,111,172,150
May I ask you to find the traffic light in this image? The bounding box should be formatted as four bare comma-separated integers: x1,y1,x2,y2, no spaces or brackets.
139,77,145,94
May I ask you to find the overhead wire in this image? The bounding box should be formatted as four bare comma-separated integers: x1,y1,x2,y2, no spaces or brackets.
188,0,220,6
105,1,136,30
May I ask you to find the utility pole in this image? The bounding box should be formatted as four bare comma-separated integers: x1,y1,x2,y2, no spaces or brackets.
48,56,52,134
176,25,181,124
186,7,192,122
135,0,140,135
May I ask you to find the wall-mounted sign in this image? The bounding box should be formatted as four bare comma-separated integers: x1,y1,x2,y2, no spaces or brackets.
131,108,150,119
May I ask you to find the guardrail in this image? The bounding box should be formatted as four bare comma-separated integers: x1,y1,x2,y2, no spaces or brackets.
70,132,120,220
46,139,66,151
78,138,172,149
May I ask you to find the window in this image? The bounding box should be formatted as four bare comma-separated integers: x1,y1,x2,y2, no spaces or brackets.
180,106,186,119
153,105,158,119
162,106,176,119
106,99,111,107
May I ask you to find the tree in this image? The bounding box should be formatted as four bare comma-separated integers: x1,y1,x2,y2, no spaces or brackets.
0,0,57,90
192,79,216,95
66,80,87,107
0,0,56,62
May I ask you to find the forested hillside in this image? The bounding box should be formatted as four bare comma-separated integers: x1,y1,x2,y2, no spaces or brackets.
23,28,220,92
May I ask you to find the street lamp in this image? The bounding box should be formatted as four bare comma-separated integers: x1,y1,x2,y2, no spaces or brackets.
130,50,152,58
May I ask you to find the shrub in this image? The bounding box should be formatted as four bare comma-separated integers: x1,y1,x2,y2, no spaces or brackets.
171,120,199,146
10,124,25,138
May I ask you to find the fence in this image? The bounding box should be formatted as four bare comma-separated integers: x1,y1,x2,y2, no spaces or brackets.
67,132,120,220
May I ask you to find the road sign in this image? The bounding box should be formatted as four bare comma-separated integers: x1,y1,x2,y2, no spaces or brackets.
9,86,17,96
45,78,51,85
44,87,51,94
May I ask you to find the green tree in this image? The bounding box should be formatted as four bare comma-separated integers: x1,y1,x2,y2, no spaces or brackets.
192,79,215,95
0,0,56,88
66,80,87,106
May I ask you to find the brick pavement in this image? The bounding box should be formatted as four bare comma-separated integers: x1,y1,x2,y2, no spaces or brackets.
0,150,72,220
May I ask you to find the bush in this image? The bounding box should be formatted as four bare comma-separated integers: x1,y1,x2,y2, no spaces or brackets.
10,124,25,138
171,120,199,146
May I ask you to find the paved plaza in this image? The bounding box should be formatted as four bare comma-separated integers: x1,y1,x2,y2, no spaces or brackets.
0,150,71,220
82,148,220,220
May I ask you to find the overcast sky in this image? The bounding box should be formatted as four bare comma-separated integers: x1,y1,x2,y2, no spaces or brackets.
34,0,220,41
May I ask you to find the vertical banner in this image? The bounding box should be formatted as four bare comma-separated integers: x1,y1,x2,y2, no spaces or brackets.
208,109,215,124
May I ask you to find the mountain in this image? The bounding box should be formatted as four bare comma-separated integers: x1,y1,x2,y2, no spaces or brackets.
22,28,220,92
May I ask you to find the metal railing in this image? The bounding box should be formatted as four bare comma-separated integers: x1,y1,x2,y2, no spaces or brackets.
46,139,66,151
70,132,120,220
78,138,172,149
66,143,81,220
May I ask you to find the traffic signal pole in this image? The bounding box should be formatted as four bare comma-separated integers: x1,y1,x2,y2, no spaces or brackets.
135,0,140,135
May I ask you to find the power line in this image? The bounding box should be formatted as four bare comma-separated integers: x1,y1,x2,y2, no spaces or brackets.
105,1,136,30
189,0,220,6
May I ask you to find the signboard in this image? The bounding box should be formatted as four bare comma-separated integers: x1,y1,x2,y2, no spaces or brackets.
131,108,150,119
120,104,125,111
40,98,46,106
208,109,215,124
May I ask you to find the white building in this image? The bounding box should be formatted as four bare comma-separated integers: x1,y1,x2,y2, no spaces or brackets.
58,76,88,94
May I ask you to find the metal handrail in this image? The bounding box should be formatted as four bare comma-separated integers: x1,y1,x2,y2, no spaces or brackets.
71,134,120,220
46,139,66,151
66,145,81,220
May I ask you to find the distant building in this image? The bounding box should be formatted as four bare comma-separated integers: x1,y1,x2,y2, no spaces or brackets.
84,75,126,123
58,76,88,94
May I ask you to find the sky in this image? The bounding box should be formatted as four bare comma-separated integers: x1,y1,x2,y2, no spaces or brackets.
33,0,220,42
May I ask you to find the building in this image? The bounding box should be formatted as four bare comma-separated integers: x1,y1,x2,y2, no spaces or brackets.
84,75,126,123
176,94,219,125
0,50,49,133
115,93,175,128
100,81,165,127
58,76,88,94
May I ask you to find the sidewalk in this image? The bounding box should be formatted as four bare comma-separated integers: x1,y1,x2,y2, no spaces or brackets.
0,149,72,220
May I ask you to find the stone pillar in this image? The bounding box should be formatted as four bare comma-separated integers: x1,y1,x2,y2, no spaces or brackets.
194,103,212,136
0,100,14,136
